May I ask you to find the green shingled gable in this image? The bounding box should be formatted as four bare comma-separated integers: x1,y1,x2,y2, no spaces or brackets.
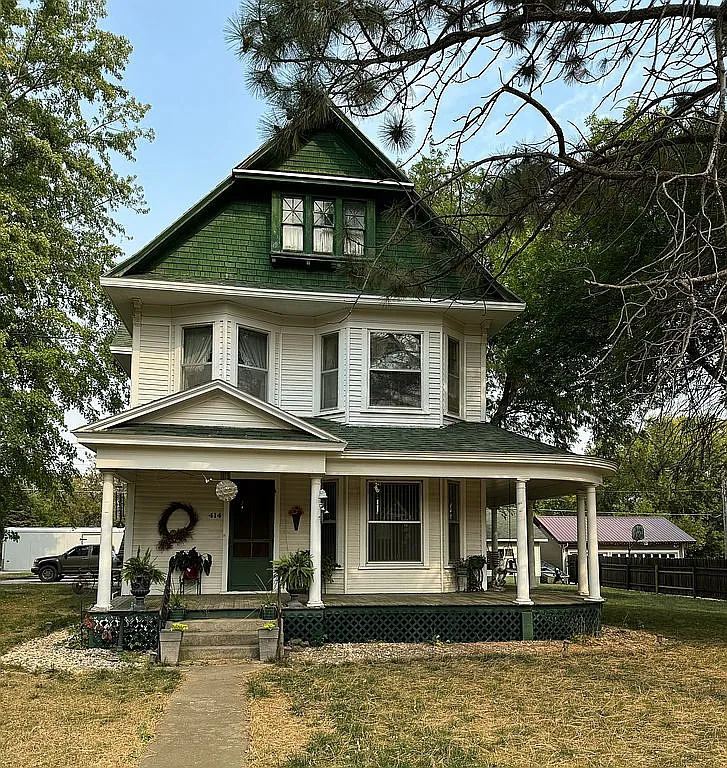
265,130,382,179
124,193,504,300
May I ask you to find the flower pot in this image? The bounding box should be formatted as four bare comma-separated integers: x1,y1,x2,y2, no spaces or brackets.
168,608,185,622
259,605,278,620
130,575,152,610
287,588,308,608
258,627,279,661
159,629,184,665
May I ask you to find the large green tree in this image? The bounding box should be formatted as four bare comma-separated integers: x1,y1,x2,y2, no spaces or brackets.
229,0,727,417
0,0,150,535
599,418,726,555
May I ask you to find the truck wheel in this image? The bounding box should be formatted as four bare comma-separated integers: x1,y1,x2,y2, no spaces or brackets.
38,564,58,583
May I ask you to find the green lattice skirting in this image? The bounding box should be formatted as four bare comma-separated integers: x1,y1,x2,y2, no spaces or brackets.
283,603,602,645
84,612,159,651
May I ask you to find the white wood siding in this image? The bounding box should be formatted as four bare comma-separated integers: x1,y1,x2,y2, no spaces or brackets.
343,478,445,593
276,474,311,557
127,473,225,594
140,391,292,429
464,479,484,556
464,339,485,422
280,332,314,415
137,324,171,405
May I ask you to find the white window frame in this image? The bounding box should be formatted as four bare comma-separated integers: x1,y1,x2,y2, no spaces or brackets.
445,334,463,418
365,329,426,411
235,324,271,401
319,331,341,412
361,479,427,566
446,480,463,565
180,322,214,391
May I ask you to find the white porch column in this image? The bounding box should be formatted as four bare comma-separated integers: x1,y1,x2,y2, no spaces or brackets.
93,472,115,611
585,484,603,602
576,490,589,596
480,480,488,591
308,475,324,608
490,505,499,567
514,479,533,605
526,499,537,589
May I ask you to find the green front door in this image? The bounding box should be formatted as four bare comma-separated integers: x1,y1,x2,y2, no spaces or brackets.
227,479,275,591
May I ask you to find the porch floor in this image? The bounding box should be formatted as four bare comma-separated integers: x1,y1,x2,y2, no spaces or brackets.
111,586,584,612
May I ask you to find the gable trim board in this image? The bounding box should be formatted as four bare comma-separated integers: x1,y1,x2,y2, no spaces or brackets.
76,379,345,445
232,168,414,191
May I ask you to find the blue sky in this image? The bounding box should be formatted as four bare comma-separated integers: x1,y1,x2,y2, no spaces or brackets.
106,0,267,257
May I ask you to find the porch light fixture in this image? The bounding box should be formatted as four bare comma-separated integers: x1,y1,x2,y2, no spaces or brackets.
319,486,328,517
215,475,238,502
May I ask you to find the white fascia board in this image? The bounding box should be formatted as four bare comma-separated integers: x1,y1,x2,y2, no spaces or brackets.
109,346,131,355
74,379,345,444
338,450,616,469
100,276,525,315
232,168,414,190
75,432,346,453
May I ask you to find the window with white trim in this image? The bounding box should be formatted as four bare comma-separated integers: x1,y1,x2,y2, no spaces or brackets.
237,327,268,400
320,332,339,410
282,196,304,251
321,480,337,563
447,481,461,564
369,332,421,408
182,325,213,390
447,336,461,416
368,481,422,562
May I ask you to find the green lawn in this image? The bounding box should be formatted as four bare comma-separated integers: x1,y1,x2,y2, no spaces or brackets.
601,587,727,643
248,589,727,768
0,583,84,654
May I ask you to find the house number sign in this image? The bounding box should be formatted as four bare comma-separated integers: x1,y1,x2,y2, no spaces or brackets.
208,512,222,519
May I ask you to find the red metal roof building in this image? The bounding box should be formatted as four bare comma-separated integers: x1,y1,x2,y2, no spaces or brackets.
535,515,696,570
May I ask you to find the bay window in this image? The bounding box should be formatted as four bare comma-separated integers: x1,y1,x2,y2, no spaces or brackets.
182,325,213,389
237,327,268,400
369,332,421,408
320,332,339,410
368,481,422,562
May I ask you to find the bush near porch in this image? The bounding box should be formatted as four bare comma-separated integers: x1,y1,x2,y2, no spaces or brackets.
248,588,727,768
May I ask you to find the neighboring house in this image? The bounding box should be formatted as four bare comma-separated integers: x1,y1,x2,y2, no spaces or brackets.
76,108,616,613
536,515,696,571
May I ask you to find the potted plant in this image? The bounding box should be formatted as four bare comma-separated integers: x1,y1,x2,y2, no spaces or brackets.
453,558,469,592
169,547,213,582
159,621,188,665
168,591,186,621
258,621,278,661
322,554,340,594
273,550,314,608
121,548,165,610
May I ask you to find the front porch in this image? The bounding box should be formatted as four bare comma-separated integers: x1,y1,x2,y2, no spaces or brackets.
110,587,601,643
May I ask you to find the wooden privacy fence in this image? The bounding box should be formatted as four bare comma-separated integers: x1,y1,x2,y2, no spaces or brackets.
599,556,727,599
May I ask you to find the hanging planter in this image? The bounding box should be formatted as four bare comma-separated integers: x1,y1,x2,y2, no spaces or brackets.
288,505,304,531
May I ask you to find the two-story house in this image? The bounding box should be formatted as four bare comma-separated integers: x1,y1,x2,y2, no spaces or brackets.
77,108,614,641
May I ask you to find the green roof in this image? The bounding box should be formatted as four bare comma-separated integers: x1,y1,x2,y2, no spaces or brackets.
304,418,574,456
107,423,331,443
111,326,132,348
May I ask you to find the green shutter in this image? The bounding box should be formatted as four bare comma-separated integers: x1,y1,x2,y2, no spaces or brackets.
271,191,282,252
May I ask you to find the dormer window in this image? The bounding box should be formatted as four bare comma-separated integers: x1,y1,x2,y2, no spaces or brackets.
282,196,304,251
313,199,334,253
182,325,213,390
272,193,373,259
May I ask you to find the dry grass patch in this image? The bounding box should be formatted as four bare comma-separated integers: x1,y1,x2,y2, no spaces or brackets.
248,631,727,768
0,666,181,768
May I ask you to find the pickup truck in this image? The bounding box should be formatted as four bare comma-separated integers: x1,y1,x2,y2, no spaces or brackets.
32,544,120,583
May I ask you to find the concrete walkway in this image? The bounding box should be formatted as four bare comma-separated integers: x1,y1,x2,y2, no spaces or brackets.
140,663,261,768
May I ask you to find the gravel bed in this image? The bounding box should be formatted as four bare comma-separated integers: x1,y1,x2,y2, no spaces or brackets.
289,627,661,665
0,629,148,673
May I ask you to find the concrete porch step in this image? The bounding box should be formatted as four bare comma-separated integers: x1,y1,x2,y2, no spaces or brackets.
176,617,267,661
179,644,258,661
